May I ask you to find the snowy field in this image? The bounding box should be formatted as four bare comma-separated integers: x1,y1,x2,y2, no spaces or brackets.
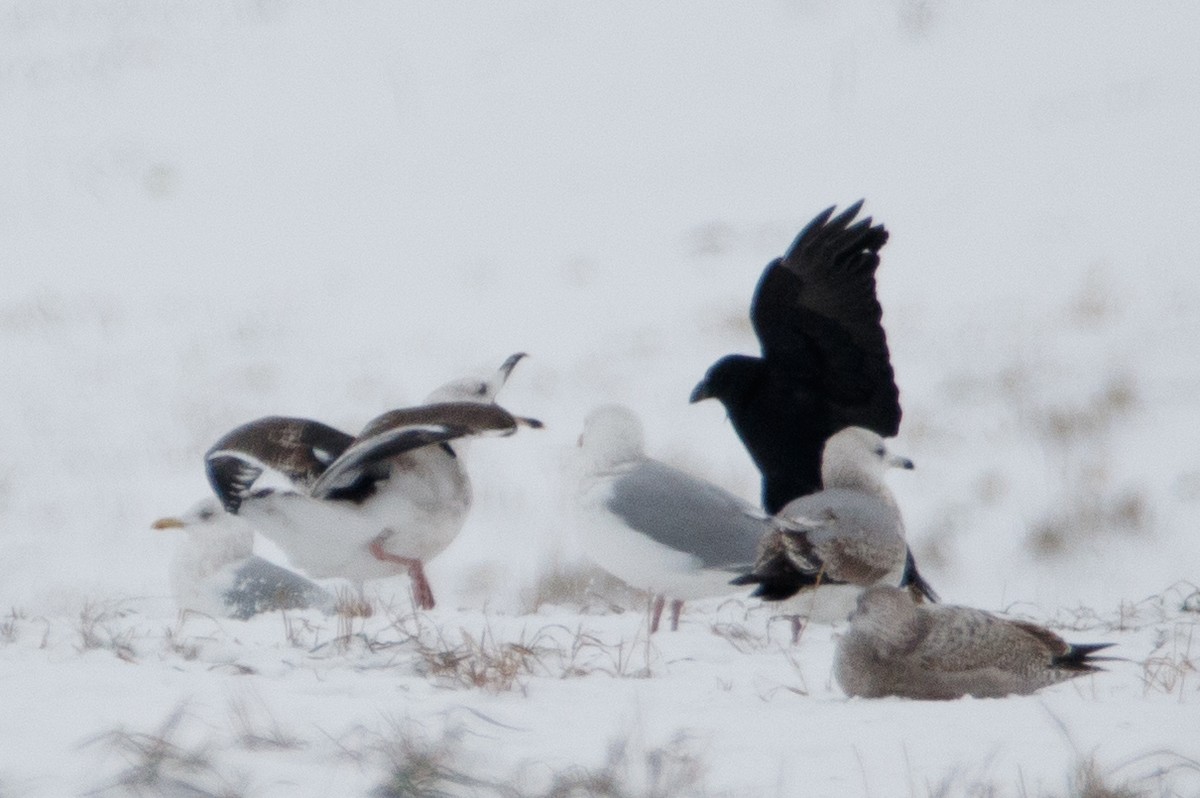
3,1,1200,795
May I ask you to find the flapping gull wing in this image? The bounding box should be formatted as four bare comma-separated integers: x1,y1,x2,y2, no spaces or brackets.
205,416,354,513
310,402,539,500
605,460,770,572
749,201,900,436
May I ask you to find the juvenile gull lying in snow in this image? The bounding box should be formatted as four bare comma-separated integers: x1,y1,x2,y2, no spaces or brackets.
690,202,935,602
574,404,770,632
835,586,1114,700
731,426,913,623
205,354,540,610
153,498,335,620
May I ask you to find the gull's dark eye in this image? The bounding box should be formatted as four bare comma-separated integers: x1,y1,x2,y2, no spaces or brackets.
474,382,488,397
197,507,216,521
874,445,886,457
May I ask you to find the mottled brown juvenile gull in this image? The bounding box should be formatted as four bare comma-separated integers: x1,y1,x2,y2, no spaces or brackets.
575,404,771,632
731,426,913,623
153,498,335,620
689,202,935,602
204,354,540,610
835,586,1114,700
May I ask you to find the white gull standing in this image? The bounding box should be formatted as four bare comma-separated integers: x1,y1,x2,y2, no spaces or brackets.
204,353,540,610
731,426,915,626
574,404,770,632
153,498,335,619
835,586,1114,699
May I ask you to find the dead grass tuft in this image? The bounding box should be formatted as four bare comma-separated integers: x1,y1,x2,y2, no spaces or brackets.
376,610,657,691
924,755,1156,798
371,723,715,798
82,705,246,798
1,607,25,644
76,601,137,662
228,695,305,752
334,587,375,619
1062,757,1143,798
372,722,499,798
415,626,548,693
1140,624,1197,698
535,732,713,798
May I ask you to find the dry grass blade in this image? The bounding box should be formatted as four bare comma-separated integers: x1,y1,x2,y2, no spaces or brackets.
371,722,519,798
75,600,138,662
536,732,713,798
1139,623,1197,698
1,607,25,644
228,695,305,752
81,704,246,798
1064,756,1143,798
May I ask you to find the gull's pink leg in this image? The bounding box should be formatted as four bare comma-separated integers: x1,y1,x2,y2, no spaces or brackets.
649,594,667,634
669,599,684,631
369,534,436,610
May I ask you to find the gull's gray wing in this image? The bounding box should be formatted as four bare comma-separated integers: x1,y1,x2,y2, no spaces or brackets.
778,488,906,583
605,460,769,570
782,488,902,544
732,487,905,599
225,555,334,619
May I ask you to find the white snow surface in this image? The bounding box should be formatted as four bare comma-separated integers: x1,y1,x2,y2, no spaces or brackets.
3,2,1200,795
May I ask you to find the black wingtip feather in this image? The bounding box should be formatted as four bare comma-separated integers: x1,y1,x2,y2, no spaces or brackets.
729,551,828,602
1053,642,1117,671
899,549,939,603
205,454,260,514
784,200,887,266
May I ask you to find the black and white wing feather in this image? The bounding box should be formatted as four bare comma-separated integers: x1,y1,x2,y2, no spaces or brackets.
205,416,354,513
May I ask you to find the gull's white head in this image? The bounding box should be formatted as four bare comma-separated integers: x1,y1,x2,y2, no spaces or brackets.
820,426,913,493
578,404,645,471
424,352,528,404
152,497,253,562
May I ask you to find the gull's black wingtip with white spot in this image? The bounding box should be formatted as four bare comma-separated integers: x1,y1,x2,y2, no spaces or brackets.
205,454,261,514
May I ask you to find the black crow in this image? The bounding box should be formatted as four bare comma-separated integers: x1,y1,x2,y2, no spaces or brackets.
690,201,936,602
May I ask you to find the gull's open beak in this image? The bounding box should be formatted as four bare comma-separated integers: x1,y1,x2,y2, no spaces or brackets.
497,352,529,385
152,517,186,530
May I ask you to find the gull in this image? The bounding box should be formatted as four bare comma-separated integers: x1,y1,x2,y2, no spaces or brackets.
204,354,540,610
731,426,913,625
690,202,935,601
574,404,770,632
153,498,335,619
835,586,1114,699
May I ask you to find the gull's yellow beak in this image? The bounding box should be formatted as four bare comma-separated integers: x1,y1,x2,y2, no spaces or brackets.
151,517,186,530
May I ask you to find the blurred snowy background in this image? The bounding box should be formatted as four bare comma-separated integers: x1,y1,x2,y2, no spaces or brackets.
2,2,1199,795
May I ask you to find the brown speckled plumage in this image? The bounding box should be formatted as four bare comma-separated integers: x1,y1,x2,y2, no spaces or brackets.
835,586,1113,700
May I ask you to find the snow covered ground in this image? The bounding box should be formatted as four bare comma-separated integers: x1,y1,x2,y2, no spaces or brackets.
2,1,1199,795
